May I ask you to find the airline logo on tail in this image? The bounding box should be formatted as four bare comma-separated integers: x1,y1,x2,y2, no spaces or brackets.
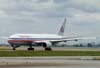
60,25,64,33
58,18,66,36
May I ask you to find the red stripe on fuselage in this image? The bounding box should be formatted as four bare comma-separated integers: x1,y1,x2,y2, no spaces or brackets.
8,40,33,43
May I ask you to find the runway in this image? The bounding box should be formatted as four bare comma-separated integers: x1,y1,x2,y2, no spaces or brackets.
15,46,100,51
0,57,100,68
0,47,100,68
2,46,100,51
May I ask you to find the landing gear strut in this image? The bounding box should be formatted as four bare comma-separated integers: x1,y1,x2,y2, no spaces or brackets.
27,43,34,51
11,44,16,50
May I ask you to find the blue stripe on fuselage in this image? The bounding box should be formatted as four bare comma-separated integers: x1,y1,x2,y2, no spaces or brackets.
9,38,63,40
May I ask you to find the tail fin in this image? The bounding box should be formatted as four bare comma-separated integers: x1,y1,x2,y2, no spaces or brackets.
58,18,66,36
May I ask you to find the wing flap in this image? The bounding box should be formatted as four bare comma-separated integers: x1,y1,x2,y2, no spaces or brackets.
33,37,96,43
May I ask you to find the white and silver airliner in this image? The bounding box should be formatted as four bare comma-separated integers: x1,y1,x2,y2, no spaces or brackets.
2,18,96,51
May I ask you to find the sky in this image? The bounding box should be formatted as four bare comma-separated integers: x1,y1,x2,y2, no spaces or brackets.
0,0,100,43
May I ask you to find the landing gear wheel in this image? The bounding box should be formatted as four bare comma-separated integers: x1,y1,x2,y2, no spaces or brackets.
11,44,16,50
13,47,16,50
45,47,52,51
27,48,34,51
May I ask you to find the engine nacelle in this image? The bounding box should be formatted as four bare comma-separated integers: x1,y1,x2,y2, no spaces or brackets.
42,41,52,48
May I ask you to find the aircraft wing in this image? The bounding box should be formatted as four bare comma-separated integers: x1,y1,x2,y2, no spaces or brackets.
48,37,96,42
34,37,96,43
62,37,97,41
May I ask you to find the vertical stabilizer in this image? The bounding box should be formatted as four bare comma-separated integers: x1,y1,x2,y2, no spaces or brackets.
58,18,66,36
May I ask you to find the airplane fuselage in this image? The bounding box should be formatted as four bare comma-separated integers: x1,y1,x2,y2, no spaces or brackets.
8,34,63,45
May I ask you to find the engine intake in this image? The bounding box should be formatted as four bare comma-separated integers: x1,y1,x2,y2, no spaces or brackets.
42,41,52,48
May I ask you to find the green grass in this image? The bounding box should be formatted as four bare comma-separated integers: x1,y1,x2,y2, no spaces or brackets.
0,50,100,57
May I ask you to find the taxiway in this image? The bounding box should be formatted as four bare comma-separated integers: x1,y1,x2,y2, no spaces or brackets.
0,57,100,68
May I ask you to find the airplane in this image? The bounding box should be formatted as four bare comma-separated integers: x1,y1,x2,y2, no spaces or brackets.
2,18,96,51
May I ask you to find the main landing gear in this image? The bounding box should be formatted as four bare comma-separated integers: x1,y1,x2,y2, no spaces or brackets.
45,47,52,51
27,43,34,51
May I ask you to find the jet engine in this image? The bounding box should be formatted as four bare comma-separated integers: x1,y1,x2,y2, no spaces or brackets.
42,41,52,48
